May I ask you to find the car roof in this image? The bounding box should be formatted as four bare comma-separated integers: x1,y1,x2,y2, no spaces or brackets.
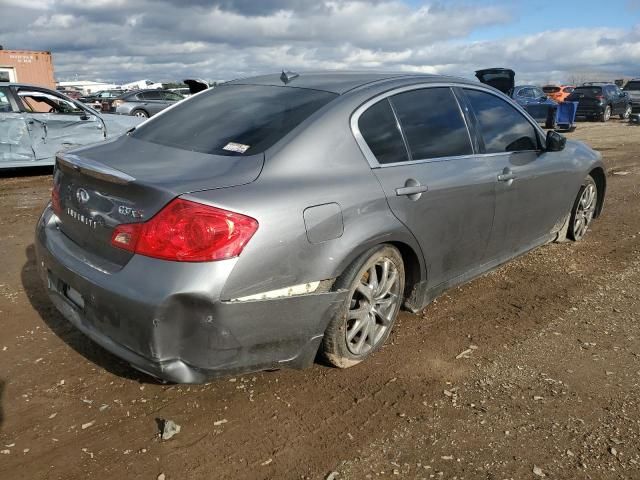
224,71,472,95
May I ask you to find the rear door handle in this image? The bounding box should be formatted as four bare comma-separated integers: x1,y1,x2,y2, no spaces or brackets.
395,185,428,196
497,171,517,182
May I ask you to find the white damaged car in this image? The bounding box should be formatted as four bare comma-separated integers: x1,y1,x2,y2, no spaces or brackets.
0,83,143,169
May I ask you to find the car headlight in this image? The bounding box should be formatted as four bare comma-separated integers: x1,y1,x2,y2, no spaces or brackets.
112,99,125,108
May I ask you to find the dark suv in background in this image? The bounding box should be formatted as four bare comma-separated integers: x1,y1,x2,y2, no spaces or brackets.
566,83,632,122
623,79,640,113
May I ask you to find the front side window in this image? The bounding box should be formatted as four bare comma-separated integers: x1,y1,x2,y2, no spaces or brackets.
358,98,409,165
132,84,337,156
464,89,539,153
17,89,84,115
162,92,184,101
389,87,472,160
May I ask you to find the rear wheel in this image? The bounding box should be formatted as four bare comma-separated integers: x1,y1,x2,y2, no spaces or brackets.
600,105,611,122
620,105,632,120
322,245,405,368
568,176,598,241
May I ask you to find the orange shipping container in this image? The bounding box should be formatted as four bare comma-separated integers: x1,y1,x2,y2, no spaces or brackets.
0,49,55,89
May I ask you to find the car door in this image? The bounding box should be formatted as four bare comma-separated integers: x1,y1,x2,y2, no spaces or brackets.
139,90,166,115
354,86,497,289
529,87,554,123
611,85,627,114
461,87,574,260
15,87,105,161
0,86,36,165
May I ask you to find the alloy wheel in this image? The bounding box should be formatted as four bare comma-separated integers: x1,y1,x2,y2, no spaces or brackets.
573,182,597,240
345,258,401,356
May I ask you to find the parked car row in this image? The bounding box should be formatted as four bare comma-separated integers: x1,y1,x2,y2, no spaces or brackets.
475,68,633,125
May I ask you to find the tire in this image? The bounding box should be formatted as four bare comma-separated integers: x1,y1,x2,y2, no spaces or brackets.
322,245,405,368
132,109,149,118
568,176,598,241
620,105,632,120
600,105,611,122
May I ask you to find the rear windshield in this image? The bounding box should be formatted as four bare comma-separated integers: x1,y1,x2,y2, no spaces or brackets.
131,84,337,156
571,86,602,96
624,81,640,91
543,86,560,93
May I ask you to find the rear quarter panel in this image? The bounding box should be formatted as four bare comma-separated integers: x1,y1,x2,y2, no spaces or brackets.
186,93,425,301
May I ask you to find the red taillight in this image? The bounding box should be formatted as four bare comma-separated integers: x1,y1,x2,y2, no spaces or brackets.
51,182,62,216
111,199,258,262
595,95,604,100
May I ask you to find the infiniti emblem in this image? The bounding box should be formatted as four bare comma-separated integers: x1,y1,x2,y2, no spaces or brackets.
76,188,90,204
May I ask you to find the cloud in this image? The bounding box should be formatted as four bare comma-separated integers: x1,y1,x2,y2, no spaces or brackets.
1,0,639,85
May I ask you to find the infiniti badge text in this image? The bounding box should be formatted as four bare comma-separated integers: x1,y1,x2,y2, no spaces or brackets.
66,207,99,229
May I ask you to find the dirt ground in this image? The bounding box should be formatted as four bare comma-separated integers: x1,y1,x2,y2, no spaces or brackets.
0,120,639,480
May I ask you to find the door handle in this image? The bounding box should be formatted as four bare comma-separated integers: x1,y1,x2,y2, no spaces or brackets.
395,185,428,196
497,171,517,182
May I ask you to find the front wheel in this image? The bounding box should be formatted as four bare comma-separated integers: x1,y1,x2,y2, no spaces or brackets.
132,109,149,118
322,245,405,368
568,176,598,241
620,105,632,120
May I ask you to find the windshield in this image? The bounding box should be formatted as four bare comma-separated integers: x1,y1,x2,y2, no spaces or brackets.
543,86,560,93
131,84,337,156
624,81,640,91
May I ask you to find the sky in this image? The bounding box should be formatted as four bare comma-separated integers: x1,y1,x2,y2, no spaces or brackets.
2,0,639,85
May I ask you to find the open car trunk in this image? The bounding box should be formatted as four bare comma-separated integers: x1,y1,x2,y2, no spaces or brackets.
475,68,515,95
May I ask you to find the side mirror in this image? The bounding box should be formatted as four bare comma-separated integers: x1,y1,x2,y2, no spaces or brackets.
546,130,566,152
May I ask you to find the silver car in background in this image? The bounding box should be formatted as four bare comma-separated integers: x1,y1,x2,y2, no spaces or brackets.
112,89,185,118
35,72,606,383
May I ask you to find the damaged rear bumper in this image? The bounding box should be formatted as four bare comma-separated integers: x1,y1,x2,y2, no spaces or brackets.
35,206,346,383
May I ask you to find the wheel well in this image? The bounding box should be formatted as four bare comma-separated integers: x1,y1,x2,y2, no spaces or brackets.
388,241,422,300
588,167,606,218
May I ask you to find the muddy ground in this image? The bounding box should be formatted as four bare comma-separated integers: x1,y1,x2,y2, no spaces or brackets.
0,120,639,480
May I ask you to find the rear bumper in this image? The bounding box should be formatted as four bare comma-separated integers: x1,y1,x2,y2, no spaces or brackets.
36,206,345,383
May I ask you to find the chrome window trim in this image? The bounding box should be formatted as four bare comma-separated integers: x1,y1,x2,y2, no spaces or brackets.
351,83,477,169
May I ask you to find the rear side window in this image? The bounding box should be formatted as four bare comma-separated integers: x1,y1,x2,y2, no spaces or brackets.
132,85,337,156
624,81,640,91
390,87,472,160
572,86,602,97
141,90,162,100
358,98,409,165
464,89,539,153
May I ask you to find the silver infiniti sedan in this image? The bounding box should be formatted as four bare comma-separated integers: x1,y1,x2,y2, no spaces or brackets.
35,71,606,383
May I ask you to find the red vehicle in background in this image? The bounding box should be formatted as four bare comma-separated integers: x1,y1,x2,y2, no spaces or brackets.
543,85,575,103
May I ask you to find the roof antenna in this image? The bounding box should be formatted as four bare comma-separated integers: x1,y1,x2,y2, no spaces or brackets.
280,70,299,85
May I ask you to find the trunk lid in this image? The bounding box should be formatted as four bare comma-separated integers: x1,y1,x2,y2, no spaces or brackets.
54,135,264,267
475,68,515,95
566,86,603,106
